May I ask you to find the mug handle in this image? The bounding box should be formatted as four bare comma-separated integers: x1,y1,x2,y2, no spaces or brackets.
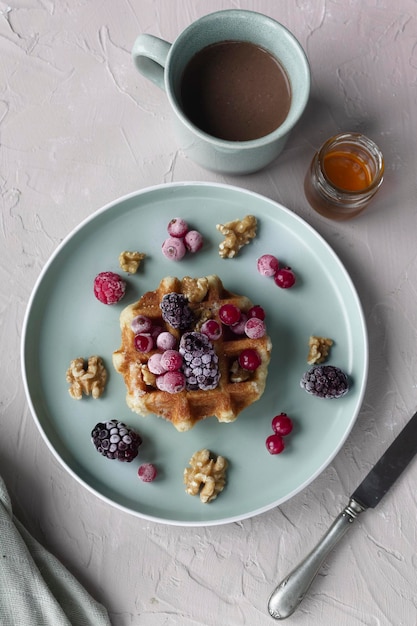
131,34,172,91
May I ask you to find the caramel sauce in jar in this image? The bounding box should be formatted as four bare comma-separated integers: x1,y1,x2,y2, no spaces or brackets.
304,133,384,220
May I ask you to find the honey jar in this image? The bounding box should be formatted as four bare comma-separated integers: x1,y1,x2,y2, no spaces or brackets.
304,133,384,220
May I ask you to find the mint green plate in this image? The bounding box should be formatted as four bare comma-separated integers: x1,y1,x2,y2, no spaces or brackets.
21,183,368,526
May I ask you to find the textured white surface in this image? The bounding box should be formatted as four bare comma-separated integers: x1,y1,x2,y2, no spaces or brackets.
1,1,417,624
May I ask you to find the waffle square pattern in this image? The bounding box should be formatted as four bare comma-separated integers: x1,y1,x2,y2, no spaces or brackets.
113,275,272,431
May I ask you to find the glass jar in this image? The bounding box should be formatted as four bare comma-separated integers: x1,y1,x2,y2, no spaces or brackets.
304,132,384,220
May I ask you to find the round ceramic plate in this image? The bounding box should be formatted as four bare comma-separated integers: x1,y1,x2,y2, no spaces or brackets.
21,182,368,526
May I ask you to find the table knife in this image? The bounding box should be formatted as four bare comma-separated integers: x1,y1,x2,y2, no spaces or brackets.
268,409,417,620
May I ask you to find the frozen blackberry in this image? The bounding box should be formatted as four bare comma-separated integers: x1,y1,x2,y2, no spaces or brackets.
91,420,142,462
160,292,194,330
300,365,349,399
179,331,220,391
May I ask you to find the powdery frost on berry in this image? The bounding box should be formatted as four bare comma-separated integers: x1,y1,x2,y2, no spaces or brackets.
300,365,349,399
179,332,220,391
160,292,194,329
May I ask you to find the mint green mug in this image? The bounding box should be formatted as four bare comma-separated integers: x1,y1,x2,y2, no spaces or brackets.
132,10,310,175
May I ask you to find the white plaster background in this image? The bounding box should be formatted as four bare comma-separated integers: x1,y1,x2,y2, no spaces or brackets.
1,0,417,624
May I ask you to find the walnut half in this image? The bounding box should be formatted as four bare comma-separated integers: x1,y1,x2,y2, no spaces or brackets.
66,356,107,399
184,449,228,503
119,250,146,274
307,336,334,365
216,215,257,259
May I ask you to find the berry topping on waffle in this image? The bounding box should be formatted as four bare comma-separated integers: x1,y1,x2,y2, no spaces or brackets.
112,275,272,431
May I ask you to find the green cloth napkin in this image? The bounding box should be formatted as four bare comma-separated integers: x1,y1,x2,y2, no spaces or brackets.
0,476,111,626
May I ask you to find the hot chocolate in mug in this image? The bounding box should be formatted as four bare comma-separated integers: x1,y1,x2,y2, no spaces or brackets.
132,10,310,174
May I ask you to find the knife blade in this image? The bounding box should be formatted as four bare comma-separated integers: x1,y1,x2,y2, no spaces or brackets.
268,409,417,620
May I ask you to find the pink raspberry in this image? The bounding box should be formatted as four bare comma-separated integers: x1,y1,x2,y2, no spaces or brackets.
94,271,126,304
244,317,266,339
162,236,186,261
184,230,204,253
138,463,158,482
156,331,177,350
167,217,189,238
257,254,279,277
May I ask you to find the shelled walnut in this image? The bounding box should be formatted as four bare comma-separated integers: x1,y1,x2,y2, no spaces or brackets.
307,336,333,365
184,449,228,503
181,276,209,302
66,356,107,399
216,215,257,258
119,250,146,274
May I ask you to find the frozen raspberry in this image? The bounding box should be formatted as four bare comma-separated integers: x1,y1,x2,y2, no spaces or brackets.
159,370,186,393
244,317,266,339
200,319,222,341
274,267,296,289
265,433,285,455
160,349,183,371
162,236,186,261
239,348,261,371
300,365,349,399
94,271,126,304
131,315,152,334
167,217,189,238
134,333,154,352
257,254,279,277
147,352,166,375
156,331,177,350
219,303,241,326
138,463,158,482
184,230,204,253
179,331,220,391
91,420,142,462
160,293,194,330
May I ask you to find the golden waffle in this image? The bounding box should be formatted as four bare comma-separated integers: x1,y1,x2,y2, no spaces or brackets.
113,275,272,431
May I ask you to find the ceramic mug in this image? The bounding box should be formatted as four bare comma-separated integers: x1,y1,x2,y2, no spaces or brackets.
132,10,310,175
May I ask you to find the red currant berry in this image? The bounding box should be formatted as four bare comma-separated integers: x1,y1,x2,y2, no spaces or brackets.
230,313,247,335
219,303,241,326
274,267,296,289
160,370,186,393
184,230,204,253
147,352,166,375
266,433,285,455
247,305,265,320
134,333,154,352
244,317,266,339
160,349,183,371
131,314,152,334
200,319,222,340
257,254,279,277
238,348,261,371
167,217,188,238
271,413,293,436
161,236,186,261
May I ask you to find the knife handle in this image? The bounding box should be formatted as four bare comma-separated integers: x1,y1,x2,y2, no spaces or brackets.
268,498,365,620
